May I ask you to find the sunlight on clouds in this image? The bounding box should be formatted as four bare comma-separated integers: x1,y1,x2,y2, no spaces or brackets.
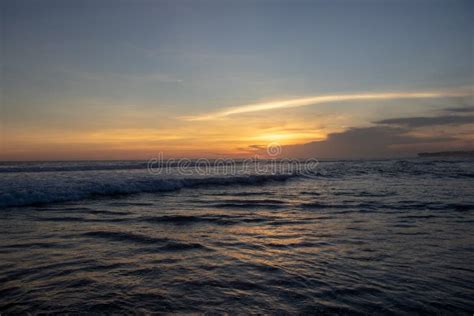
182,88,471,121
246,131,325,144
3,86,472,160
3,122,328,159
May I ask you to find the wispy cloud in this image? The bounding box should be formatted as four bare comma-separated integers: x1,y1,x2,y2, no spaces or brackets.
445,106,474,113
182,88,472,121
376,115,474,128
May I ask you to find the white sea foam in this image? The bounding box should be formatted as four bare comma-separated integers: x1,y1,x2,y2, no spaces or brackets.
0,168,296,208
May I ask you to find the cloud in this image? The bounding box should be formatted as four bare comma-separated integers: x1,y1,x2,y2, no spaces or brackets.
182,88,471,121
279,126,464,159
445,106,474,113
269,106,474,158
375,115,474,128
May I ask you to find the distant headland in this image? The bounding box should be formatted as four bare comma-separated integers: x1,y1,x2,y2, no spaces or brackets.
418,150,474,158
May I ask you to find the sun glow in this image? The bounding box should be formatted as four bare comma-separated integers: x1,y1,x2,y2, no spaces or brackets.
3,86,472,160
248,131,324,144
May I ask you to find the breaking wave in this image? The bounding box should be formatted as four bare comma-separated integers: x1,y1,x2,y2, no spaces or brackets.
0,173,296,208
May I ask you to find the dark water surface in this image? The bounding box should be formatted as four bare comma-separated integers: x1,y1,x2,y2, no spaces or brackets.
0,160,473,314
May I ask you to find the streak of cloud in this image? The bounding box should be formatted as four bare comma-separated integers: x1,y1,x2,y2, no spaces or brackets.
182,88,472,121
376,115,474,128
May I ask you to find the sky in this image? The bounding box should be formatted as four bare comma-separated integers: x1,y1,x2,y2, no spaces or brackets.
1,0,473,160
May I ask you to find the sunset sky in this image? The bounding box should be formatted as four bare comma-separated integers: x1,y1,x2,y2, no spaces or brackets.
1,0,473,160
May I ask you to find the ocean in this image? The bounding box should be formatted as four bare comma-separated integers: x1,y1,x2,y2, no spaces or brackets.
0,159,473,314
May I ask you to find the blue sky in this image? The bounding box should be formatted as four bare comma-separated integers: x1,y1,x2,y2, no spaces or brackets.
1,0,473,159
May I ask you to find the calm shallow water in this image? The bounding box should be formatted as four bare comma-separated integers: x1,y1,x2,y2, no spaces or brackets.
0,160,473,314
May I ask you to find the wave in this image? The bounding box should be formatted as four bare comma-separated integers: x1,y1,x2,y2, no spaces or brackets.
0,173,297,208
0,161,150,173
142,214,237,226
145,214,273,226
208,198,287,209
81,231,208,251
0,160,251,173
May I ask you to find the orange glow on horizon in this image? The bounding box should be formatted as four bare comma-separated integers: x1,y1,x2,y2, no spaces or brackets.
3,87,471,161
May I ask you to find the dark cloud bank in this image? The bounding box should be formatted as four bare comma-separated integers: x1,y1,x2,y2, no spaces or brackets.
281,106,474,159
